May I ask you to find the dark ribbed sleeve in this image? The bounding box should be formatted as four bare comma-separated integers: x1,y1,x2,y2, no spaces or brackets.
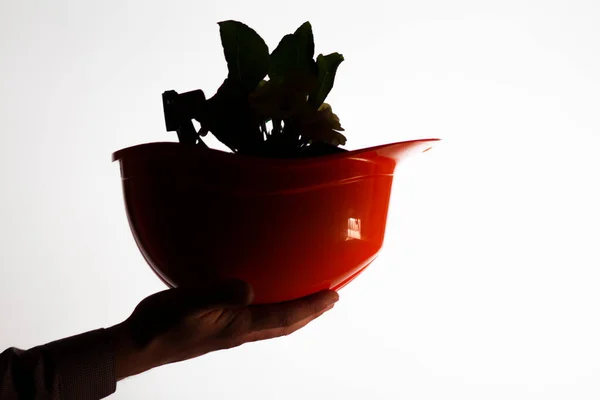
1,329,117,399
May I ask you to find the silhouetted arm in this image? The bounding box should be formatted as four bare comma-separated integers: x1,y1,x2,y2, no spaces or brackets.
0,329,116,399
0,281,338,399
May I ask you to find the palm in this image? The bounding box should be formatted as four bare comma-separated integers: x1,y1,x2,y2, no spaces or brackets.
124,280,338,368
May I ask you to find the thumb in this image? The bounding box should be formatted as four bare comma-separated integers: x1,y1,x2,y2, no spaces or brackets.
197,279,254,308
127,280,254,348
173,279,254,314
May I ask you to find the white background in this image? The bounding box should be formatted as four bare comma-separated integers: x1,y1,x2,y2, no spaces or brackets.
1,0,599,399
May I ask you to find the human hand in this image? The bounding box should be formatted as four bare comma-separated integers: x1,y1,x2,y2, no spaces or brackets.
107,281,339,380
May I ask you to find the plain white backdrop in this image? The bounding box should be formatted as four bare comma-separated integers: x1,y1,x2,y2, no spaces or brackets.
1,0,599,399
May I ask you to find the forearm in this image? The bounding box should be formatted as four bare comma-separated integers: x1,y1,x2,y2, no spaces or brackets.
1,329,117,399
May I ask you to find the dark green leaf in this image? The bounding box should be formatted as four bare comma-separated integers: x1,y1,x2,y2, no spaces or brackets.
197,79,264,153
218,21,269,92
293,21,315,65
269,21,316,81
309,53,344,107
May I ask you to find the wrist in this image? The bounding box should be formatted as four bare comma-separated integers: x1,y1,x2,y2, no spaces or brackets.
107,321,157,380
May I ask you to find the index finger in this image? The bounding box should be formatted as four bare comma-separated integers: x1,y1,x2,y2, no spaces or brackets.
248,289,339,333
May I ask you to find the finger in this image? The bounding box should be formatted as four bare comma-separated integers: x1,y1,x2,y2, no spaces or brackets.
239,303,336,345
248,289,339,333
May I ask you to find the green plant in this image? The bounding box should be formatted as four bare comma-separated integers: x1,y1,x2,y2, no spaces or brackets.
163,21,346,158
